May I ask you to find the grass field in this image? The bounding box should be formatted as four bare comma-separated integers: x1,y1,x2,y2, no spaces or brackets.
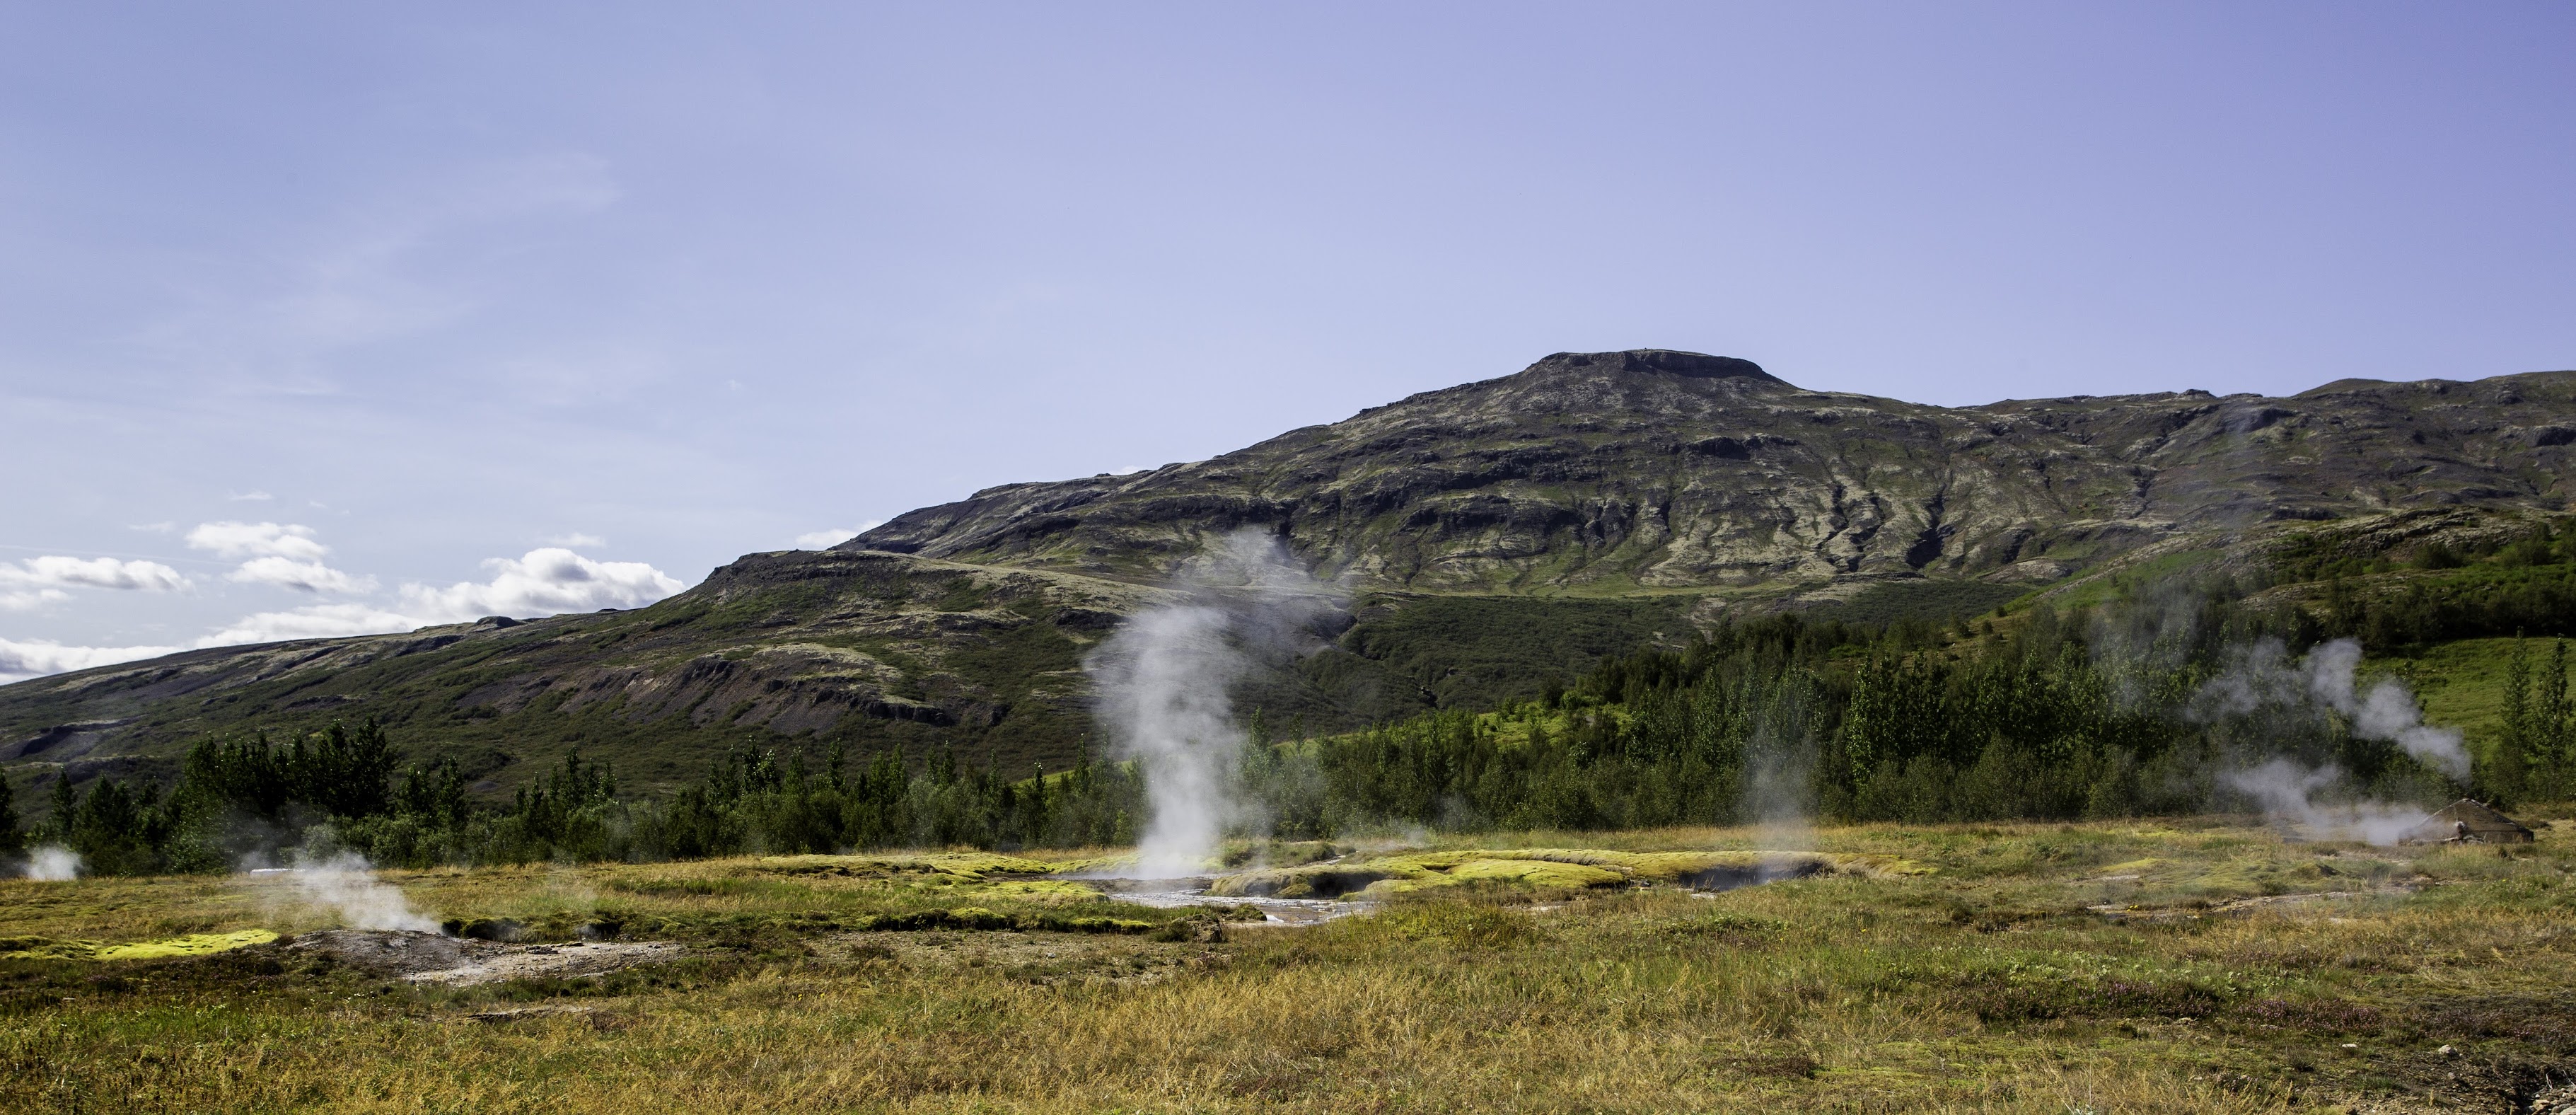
5,814,2574,1114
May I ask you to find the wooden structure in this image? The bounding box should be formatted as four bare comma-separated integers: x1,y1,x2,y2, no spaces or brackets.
2398,799,2536,845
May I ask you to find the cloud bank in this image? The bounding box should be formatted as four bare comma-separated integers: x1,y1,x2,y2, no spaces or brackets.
185,519,376,596
196,603,426,647
1,529,690,679
186,521,327,560
196,548,686,649
0,637,184,677
227,556,378,594
0,589,66,612
1,556,190,593
0,555,191,611
796,520,881,549
400,548,684,620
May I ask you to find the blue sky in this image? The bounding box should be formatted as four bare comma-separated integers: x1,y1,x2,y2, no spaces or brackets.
3,2,2572,675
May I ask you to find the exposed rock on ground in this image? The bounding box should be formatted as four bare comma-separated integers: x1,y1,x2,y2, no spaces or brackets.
288,930,680,986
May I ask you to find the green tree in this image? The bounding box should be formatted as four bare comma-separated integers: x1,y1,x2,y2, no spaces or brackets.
2540,641,2576,799
48,772,76,842
0,771,25,860
2493,640,2536,803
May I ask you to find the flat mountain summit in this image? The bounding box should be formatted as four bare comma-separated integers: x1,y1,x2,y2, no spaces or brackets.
7,349,2573,792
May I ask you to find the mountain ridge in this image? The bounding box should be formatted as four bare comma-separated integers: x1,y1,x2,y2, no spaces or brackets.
6,349,2572,797
847,349,2576,591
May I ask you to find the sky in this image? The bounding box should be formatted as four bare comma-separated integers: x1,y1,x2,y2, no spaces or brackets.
2,2,2572,678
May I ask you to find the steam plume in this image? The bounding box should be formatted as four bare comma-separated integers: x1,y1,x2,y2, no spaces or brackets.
1089,530,1342,878
2222,758,2430,845
2197,637,2468,778
2301,640,2468,779
1740,686,1816,850
2198,637,2467,843
23,845,81,881
269,851,441,932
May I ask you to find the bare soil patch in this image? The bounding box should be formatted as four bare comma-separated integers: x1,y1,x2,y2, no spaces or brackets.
287,930,682,987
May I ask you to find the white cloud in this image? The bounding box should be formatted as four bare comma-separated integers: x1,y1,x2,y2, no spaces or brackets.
191,548,685,650
187,521,327,561
796,520,881,549
228,490,275,502
189,546,685,651
400,548,685,621
4,542,690,673
195,603,420,647
184,521,370,592
129,522,175,533
0,638,182,679
226,556,378,594
1,589,70,611
545,532,607,548
0,555,190,594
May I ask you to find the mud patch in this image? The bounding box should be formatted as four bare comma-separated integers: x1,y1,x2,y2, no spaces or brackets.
289,930,682,987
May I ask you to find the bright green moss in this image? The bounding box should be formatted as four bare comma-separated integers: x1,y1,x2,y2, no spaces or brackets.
92,929,279,961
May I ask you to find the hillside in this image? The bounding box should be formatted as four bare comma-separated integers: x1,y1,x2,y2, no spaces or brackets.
6,349,2574,797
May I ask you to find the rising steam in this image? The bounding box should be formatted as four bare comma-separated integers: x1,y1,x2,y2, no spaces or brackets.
1739,683,1818,850
2299,640,2470,779
23,845,81,881
2197,637,2468,778
2222,758,2432,845
2198,637,2468,843
262,851,441,932
1088,530,1344,878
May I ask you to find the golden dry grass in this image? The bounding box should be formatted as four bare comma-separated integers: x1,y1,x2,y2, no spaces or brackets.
4,816,2572,1113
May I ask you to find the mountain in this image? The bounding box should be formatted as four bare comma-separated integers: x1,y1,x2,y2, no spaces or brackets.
854,349,2576,590
7,349,2572,797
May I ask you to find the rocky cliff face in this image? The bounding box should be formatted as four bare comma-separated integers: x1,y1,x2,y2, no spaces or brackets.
852,350,2576,594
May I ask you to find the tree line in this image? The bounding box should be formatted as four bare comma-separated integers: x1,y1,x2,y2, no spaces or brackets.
4,720,1154,874
2299,519,2576,650
1244,604,2526,836
12,556,2572,876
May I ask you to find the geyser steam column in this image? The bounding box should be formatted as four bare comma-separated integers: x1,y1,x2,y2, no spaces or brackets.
1086,530,1345,879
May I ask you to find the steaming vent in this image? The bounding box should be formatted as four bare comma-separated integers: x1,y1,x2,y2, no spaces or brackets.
1086,529,1348,879
2396,799,2536,845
